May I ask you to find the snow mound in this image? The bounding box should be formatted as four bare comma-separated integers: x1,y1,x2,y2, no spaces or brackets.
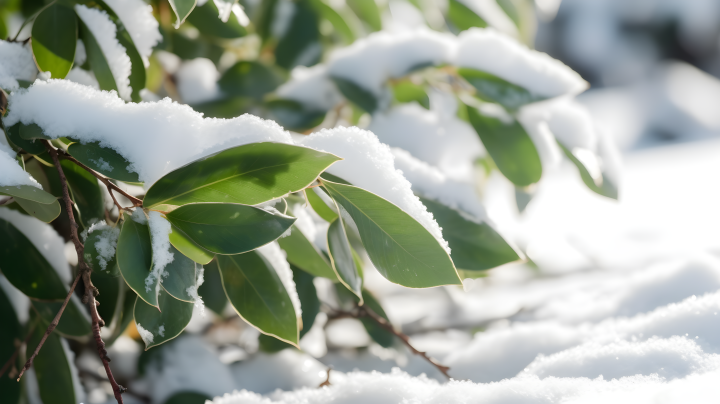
0,40,37,91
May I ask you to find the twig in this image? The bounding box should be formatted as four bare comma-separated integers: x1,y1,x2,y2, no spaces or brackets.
328,305,452,379
43,141,126,403
16,272,82,381
0,321,37,379
318,367,332,387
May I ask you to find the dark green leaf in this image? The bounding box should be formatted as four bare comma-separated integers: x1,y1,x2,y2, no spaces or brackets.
169,31,224,63
134,287,193,349
331,76,378,113
321,180,461,288
197,259,227,315
79,17,120,95
84,227,120,275
4,123,45,154
420,197,520,271
327,217,362,300
144,142,340,208
13,196,61,223
27,325,78,404
218,251,299,345
19,123,50,140
0,284,22,404
161,245,201,302
393,81,429,109
105,287,136,346
254,0,278,41
164,392,212,404
168,224,214,265
447,0,486,31
169,0,197,28
266,99,326,132
67,141,140,182
0,218,68,300
218,61,282,100
31,3,77,79
190,96,254,119
274,0,321,69
359,289,394,347
186,1,247,38
466,104,542,186
459,68,546,110
93,269,122,326
346,0,382,31
558,142,618,200
61,159,103,227
32,297,92,338
305,187,338,222
117,217,158,307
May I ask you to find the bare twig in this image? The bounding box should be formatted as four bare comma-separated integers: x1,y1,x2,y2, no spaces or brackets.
43,141,126,403
318,367,332,387
328,305,452,379
0,321,37,379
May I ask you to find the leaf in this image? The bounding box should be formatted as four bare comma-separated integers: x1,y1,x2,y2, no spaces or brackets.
32,297,92,338
105,288,137,346
0,184,56,204
0,284,22,404
459,68,546,110
274,0,321,70
144,142,340,208
277,222,337,280
393,81,430,109
514,185,533,213
254,0,278,41
309,0,355,44
558,142,618,200
465,104,542,186
161,245,200,302
169,0,197,29
164,392,212,404
346,0,382,31
335,285,393,347
446,0,487,31
305,187,338,222
197,259,227,315
117,217,158,307
67,141,140,182
4,123,45,154
168,224,214,265
116,27,147,103
218,61,282,100
321,179,461,288
60,159,104,227
165,203,296,255
13,196,61,223
186,1,246,38
217,251,299,345
79,16,120,96
84,229,120,275
93,268,122,326
19,123,50,140
134,287,193,349
331,76,378,113
191,96,254,119
327,217,362,300
27,325,78,404
31,3,77,79
0,218,68,300
266,99,326,132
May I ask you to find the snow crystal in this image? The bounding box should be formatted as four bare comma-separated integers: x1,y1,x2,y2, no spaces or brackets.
176,58,221,104
75,5,133,101
186,263,206,315
0,40,36,91
0,142,41,188
454,28,588,99
146,211,174,292
298,127,449,253
85,223,120,271
5,80,294,186
136,322,154,344
65,67,100,89
90,157,113,172
276,65,343,111
257,242,302,317
103,0,162,66
158,324,165,337
131,208,147,224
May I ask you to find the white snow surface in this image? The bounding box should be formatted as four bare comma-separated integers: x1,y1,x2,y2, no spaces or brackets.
84,223,120,271
103,0,162,66
0,142,41,188
298,126,449,253
147,211,174,292
176,58,221,104
4,80,294,186
0,40,36,91
276,65,343,112
257,242,302,318
65,68,100,89
74,5,133,101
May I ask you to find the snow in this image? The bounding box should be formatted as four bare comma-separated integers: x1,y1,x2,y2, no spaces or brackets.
65,68,100,89
0,40,36,91
0,142,41,188
103,0,162,66
176,58,222,104
257,242,302,317
136,322,154,345
0,274,30,324
4,80,294,186
276,65,343,112
84,223,120,271
74,5,133,101
298,126,449,253
74,40,87,66
147,211,174,293
186,263,206,314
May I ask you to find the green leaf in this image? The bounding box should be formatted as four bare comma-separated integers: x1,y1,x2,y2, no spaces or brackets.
346,0,382,31
13,197,62,223
144,142,340,208
335,285,394,347
32,297,92,338
558,142,618,200
168,224,214,265
447,0,487,31
161,245,201,302
321,180,461,288
27,325,78,404
190,96,254,119
274,0,321,69
165,203,296,255
19,123,50,140
327,217,362,300
93,269,122,326
5,123,45,154
218,251,299,345
277,222,338,280
393,81,430,109
218,61,282,101
60,159,103,227
197,259,227,315
305,187,338,222
309,0,355,44
0,218,68,300
459,68,546,110
67,141,140,182
0,184,56,204
169,0,197,29
514,185,533,213
331,76,378,113
254,0,278,41
84,228,120,275
31,3,77,79
117,217,158,307
465,104,542,186
421,197,520,270
164,392,212,404
117,28,147,103
105,288,136,346
0,284,22,404
79,17,120,96
266,99,326,132
134,287,193,349
186,1,246,38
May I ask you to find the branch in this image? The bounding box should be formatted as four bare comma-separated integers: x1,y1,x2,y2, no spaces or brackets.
0,321,37,379
43,141,126,404
328,305,452,379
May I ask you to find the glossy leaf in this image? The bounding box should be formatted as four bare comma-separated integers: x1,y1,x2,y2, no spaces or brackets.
0,284,22,404
117,218,158,307
170,0,197,28
186,1,246,38
4,123,45,154
67,141,139,182
32,297,91,337
19,123,50,140
218,61,282,100
277,222,337,280
0,184,56,204
144,142,340,208
79,17,120,95
61,159,104,227
13,196,61,223
274,0,321,69
266,99,326,132
321,180,461,288
393,81,429,109
0,218,68,300
31,3,77,79
332,76,378,113
327,217,362,300
558,142,618,200
466,104,542,186
217,251,299,345
27,325,78,404
447,0,487,31
197,259,227,315
459,68,546,110
305,187,338,222
134,287,193,349
162,246,201,302
347,0,382,31
168,224,214,265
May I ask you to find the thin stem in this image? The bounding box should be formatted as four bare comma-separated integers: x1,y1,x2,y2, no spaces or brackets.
43,141,126,403
0,321,37,379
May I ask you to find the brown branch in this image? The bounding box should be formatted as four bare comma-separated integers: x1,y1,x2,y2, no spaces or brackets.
328,305,452,379
0,321,37,379
318,367,332,387
42,141,126,403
